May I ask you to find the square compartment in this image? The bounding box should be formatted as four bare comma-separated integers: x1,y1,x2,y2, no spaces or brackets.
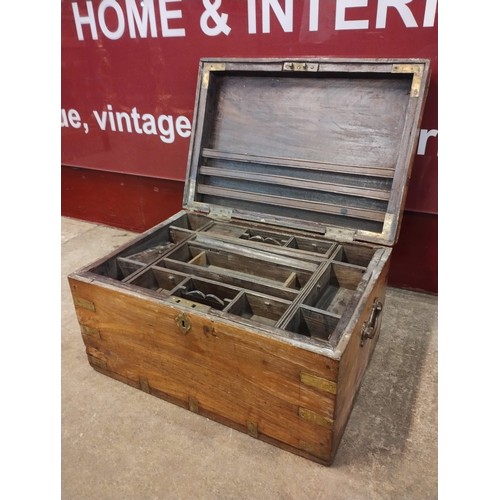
116,258,146,280
302,262,365,316
169,213,212,231
332,244,376,267
89,224,192,280
286,236,334,255
226,293,290,327
203,222,248,239
284,307,340,341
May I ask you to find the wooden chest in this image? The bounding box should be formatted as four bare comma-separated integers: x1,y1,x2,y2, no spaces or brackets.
68,58,430,465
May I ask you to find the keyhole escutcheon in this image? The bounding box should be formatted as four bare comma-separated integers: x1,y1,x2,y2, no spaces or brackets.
175,313,191,334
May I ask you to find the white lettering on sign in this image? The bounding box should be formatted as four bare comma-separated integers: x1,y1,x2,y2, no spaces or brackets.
376,0,417,29
98,0,126,40
61,109,90,134
91,105,191,143
72,2,98,40
159,0,186,37
62,105,436,155
71,0,436,40
423,0,437,27
126,0,158,38
72,0,186,40
200,0,231,36
247,0,257,33
417,129,438,155
336,0,369,31
262,0,293,33
309,0,319,31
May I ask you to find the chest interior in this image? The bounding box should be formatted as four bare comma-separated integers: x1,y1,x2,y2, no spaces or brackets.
89,212,384,347
81,58,429,351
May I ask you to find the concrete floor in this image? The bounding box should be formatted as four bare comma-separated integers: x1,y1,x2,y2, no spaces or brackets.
61,216,438,500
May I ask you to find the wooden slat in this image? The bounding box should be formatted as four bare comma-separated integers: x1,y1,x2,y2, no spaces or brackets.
202,148,395,179
197,185,386,223
154,261,299,302
318,62,394,73
199,166,390,201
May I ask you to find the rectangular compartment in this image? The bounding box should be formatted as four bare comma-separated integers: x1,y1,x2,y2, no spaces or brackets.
203,222,248,239
171,277,240,310
124,227,194,265
156,258,299,302
89,222,193,280
332,244,377,267
201,222,332,261
302,262,366,316
238,228,291,247
285,236,335,255
116,257,146,279
169,213,213,231
166,242,314,290
128,268,187,295
283,306,341,342
226,292,291,327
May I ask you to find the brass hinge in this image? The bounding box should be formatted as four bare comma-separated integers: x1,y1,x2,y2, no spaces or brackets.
187,203,232,222
324,227,356,243
209,206,232,221
392,63,424,97
189,202,210,214
283,61,319,72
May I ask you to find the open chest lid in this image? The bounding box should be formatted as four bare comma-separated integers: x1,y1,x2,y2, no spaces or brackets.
183,58,430,246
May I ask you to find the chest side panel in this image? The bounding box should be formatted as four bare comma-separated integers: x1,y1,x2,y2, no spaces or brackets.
331,251,391,459
69,276,339,464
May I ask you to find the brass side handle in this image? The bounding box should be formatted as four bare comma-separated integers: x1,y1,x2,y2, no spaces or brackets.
360,299,383,346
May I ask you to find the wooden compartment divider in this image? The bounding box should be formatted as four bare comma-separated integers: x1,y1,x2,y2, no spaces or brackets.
99,212,381,349
116,257,146,279
282,306,342,341
153,260,300,302
128,268,187,293
93,211,380,353
226,292,291,327
197,228,335,261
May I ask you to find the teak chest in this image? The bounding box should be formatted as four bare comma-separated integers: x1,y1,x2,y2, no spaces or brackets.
68,58,430,465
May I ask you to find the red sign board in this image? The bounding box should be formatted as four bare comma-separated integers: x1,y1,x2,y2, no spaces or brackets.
62,0,438,214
